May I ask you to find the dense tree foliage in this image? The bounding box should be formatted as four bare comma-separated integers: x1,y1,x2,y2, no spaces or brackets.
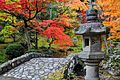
1,0,119,49
0,0,80,49
96,0,120,41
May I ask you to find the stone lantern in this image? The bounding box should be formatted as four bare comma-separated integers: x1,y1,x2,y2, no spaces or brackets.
75,0,108,80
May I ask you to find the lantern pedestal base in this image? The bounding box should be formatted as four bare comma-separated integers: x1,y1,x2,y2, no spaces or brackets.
84,62,100,80
78,51,105,80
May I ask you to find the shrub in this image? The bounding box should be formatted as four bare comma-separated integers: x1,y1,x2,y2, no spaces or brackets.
19,42,28,50
5,43,25,59
107,47,120,71
0,50,7,64
0,37,5,43
106,43,120,75
108,54,120,70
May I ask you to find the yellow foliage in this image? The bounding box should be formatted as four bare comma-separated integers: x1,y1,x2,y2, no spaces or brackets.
67,0,88,10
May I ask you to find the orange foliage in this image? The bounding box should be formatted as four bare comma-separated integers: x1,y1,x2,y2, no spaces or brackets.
97,0,120,40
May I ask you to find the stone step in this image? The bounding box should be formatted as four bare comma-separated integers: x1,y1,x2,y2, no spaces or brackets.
0,76,27,80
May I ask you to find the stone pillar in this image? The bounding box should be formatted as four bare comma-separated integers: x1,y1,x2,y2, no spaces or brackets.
84,60,100,80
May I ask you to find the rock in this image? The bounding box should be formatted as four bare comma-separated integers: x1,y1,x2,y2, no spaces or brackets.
39,71,44,74
27,76,32,79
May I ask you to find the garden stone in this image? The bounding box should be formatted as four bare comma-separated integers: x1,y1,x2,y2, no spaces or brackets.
49,66,54,70
19,68,24,73
39,71,44,74
27,76,32,79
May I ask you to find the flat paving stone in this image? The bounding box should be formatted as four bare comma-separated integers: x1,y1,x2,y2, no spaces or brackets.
3,58,70,80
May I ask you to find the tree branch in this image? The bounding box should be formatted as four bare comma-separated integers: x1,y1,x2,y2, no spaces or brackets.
26,0,43,21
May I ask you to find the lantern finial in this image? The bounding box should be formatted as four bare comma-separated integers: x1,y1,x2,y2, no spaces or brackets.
88,0,96,9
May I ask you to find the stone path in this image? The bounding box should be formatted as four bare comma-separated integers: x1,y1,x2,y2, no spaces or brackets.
3,58,70,80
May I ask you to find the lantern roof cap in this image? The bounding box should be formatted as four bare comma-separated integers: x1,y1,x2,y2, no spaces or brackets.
75,0,110,35
75,22,109,35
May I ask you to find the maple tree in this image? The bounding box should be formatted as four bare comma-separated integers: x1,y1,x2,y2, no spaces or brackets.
67,0,120,41
38,1,83,49
40,19,74,49
0,0,48,49
62,0,89,25
0,11,19,42
0,0,76,49
96,0,120,41
34,1,78,49
0,0,94,50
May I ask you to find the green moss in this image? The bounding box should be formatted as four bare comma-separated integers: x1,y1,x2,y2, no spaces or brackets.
47,66,66,80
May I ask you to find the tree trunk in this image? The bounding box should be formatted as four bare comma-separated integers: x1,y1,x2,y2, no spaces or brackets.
48,39,53,49
23,20,32,50
11,33,16,42
24,28,31,50
35,31,38,49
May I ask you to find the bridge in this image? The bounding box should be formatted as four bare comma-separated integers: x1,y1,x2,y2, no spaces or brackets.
0,53,77,80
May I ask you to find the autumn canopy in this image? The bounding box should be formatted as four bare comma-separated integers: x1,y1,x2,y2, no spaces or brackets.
0,0,119,49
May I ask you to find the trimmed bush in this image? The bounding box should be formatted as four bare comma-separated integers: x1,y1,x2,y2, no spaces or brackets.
5,43,25,59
